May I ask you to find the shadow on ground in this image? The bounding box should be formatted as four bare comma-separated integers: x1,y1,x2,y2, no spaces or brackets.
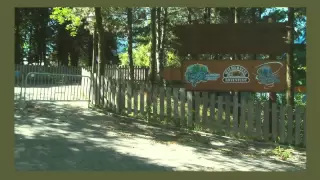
14,101,306,171
15,102,173,171
15,133,172,171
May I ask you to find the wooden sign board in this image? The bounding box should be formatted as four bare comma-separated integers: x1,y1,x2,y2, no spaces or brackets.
161,67,181,81
295,86,306,93
173,23,289,55
162,60,286,92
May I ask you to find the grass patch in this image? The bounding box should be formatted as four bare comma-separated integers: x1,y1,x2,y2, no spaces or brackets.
268,146,294,160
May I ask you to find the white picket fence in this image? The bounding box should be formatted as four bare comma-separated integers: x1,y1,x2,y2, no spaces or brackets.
82,68,306,148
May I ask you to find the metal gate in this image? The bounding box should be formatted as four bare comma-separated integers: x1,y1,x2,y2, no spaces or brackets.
19,72,92,108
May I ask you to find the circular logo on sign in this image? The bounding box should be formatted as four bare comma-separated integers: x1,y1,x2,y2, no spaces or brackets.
222,65,250,83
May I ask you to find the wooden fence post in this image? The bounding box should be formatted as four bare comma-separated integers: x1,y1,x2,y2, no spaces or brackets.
303,107,306,147
233,95,239,133
295,106,302,146
116,78,121,114
247,99,254,135
210,93,216,128
180,88,186,127
140,84,145,115
263,101,270,140
255,102,262,139
187,91,193,128
127,81,132,115
133,84,139,116
153,85,158,119
202,92,209,127
173,88,179,126
271,102,278,141
159,87,165,121
287,105,293,145
166,87,172,122
146,82,152,121
278,105,285,143
225,96,231,130
239,97,246,135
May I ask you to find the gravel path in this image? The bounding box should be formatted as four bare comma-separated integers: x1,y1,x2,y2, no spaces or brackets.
14,92,306,171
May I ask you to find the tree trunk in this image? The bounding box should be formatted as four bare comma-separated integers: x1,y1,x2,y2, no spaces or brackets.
57,25,69,66
187,7,197,128
92,25,97,72
204,8,213,59
34,8,44,66
286,8,295,106
150,7,157,84
70,38,80,67
88,34,93,66
233,7,241,126
258,8,263,20
27,26,33,64
95,7,105,76
187,8,196,59
95,7,105,105
40,8,49,67
233,7,240,60
159,7,168,86
156,7,162,73
267,16,278,134
159,8,168,74
204,7,211,24
15,8,22,64
91,24,98,104
251,8,257,60
127,8,134,84
187,8,192,24
207,8,211,24
33,8,40,65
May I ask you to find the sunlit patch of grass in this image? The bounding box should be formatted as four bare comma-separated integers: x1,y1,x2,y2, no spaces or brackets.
268,146,294,160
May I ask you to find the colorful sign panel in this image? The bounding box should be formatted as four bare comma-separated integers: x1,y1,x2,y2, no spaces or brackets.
162,60,286,92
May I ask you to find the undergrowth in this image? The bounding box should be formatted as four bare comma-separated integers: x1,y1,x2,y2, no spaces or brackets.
269,146,294,160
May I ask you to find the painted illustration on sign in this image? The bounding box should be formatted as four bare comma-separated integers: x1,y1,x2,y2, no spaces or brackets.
222,65,250,83
253,62,283,89
302,94,307,103
185,64,220,87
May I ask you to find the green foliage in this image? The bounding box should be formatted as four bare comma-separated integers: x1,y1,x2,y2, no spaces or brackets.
293,49,306,86
252,92,306,106
166,51,181,67
271,146,294,160
119,40,181,68
119,42,151,66
50,7,83,36
294,93,307,106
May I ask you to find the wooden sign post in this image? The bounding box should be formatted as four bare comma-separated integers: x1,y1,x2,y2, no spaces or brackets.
161,22,289,132
162,22,288,93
